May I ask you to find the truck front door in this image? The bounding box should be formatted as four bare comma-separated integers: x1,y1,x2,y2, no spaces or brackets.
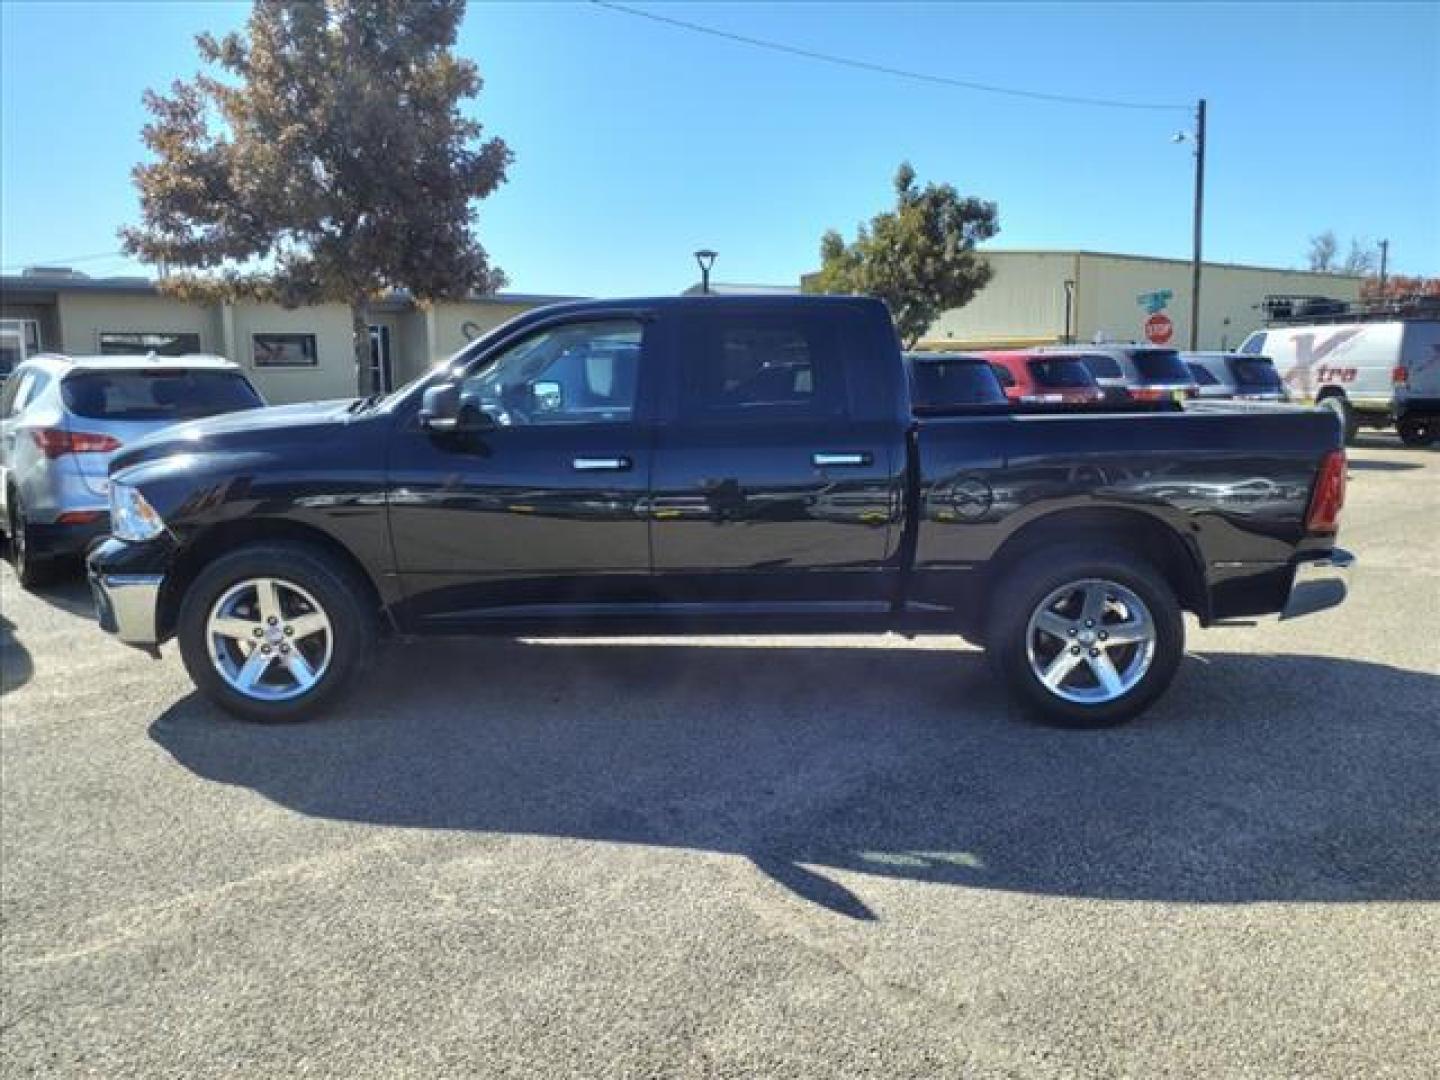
387,314,655,627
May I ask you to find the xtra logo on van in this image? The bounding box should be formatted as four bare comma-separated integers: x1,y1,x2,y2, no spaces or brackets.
1285,329,1362,395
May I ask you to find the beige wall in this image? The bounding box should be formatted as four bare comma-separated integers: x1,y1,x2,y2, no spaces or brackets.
1075,253,1361,352
923,252,1078,348
20,288,563,403
227,301,357,405
56,293,222,356
919,251,1363,352
427,300,542,367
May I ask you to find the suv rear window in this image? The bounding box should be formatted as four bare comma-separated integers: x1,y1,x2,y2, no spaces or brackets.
1027,357,1095,388
1228,356,1283,389
908,358,1006,408
63,369,262,421
1076,354,1123,379
1129,349,1193,383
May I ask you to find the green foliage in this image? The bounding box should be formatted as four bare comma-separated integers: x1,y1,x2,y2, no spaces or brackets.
121,0,511,391
805,162,999,347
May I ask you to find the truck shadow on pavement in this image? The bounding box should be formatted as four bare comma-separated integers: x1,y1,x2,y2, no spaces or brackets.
150,640,1440,920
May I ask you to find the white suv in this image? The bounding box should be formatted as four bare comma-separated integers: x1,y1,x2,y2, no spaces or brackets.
1,354,263,586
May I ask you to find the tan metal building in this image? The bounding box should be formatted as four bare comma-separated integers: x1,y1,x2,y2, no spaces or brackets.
916,250,1363,352
0,270,574,404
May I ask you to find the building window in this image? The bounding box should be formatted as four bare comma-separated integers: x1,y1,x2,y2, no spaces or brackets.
252,333,318,368
99,331,201,356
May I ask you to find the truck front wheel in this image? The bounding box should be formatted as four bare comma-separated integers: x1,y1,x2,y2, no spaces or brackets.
987,546,1184,727
176,541,376,722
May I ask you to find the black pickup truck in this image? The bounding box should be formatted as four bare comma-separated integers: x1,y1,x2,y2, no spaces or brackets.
88,295,1352,727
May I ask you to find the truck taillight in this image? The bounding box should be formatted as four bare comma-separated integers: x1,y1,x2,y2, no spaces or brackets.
1305,450,1346,534
29,428,122,459
1392,366,1408,387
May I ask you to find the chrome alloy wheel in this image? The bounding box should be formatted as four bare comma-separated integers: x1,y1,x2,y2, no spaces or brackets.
1024,578,1157,705
206,577,333,701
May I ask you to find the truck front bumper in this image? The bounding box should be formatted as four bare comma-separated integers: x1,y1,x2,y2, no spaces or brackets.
1280,547,1353,620
90,569,165,649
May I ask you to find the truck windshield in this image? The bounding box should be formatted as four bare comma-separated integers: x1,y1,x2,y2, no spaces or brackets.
1227,357,1283,389
1027,358,1096,388
1129,350,1193,384
908,358,1006,408
63,370,262,421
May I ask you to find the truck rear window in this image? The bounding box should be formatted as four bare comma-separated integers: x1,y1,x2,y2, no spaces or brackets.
1129,350,1192,383
1077,354,1123,379
909,359,1006,408
1227,357,1283,390
63,370,262,421
1027,358,1096,389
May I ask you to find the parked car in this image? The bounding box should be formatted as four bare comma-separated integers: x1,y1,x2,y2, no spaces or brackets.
88,296,1350,728
1,353,264,585
982,351,1105,405
904,352,1008,412
1036,344,1199,404
1238,302,1440,445
1184,352,1289,402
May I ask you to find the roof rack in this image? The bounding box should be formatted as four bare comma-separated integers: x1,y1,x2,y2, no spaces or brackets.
1260,293,1440,326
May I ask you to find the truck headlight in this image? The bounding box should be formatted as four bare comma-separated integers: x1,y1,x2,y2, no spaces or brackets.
110,482,166,542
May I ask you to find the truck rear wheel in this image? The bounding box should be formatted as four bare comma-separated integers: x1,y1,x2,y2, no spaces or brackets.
176,541,376,722
987,546,1184,727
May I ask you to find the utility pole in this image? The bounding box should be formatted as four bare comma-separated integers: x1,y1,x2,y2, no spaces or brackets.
1378,239,1389,295
1189,97,1206,351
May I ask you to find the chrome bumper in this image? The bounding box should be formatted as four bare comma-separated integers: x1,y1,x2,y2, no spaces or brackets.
1280,548,1353,620
90,570,164,648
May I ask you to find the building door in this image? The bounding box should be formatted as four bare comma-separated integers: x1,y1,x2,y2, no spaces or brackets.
0,319,41,379
367,325,393,394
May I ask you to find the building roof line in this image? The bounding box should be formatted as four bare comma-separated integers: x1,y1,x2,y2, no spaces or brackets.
975,248,1366,280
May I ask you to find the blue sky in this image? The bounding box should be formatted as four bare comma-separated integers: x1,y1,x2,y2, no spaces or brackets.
2,1,1436,295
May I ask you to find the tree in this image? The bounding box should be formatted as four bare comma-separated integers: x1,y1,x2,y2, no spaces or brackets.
1341,239,1376,277
1307,231,1377,277
121,0,511,394
805,163,999,348
1307,230,1338,273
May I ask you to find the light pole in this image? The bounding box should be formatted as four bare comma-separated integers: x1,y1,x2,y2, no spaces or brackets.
1378,239,1389,296
1173,98,1206,350
694,249,717,294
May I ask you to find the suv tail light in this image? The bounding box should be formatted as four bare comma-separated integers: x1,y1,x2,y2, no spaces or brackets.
29,428,122,459
1305,450,1346,534
1392,365,1409,387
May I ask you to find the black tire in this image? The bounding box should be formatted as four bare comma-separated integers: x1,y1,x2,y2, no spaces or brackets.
986,545,1184,728
176,541,377,722
6,493,55,590
1318,394,1358,445
1397,418,1436,447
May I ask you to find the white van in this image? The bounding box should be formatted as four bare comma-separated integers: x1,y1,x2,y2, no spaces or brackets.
1238,303,1440,446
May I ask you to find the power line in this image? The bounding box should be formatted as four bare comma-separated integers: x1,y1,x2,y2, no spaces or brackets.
1,250,129,272
591,1,1189,112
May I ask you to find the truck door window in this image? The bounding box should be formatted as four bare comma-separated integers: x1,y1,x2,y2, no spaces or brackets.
678,315,849,420
461,319,642,425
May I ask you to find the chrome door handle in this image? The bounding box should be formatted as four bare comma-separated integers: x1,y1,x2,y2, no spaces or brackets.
572,456,632,472
812,452,871,468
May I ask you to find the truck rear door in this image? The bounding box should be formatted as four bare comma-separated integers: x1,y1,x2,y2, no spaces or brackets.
649,302,905,610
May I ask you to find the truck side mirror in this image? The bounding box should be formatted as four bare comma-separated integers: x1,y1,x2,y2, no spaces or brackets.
420,382,499,434
419,382,461,431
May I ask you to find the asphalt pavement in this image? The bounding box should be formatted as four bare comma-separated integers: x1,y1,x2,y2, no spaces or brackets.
2,435,1437,1078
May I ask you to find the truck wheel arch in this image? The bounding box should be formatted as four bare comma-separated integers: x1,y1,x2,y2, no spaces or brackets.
157,519,389,642
982,507,1208,626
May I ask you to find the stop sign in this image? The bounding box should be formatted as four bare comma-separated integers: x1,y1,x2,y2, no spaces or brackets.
1144,312,1174,344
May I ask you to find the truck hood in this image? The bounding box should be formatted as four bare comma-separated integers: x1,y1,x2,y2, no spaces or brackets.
109,398,361,474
